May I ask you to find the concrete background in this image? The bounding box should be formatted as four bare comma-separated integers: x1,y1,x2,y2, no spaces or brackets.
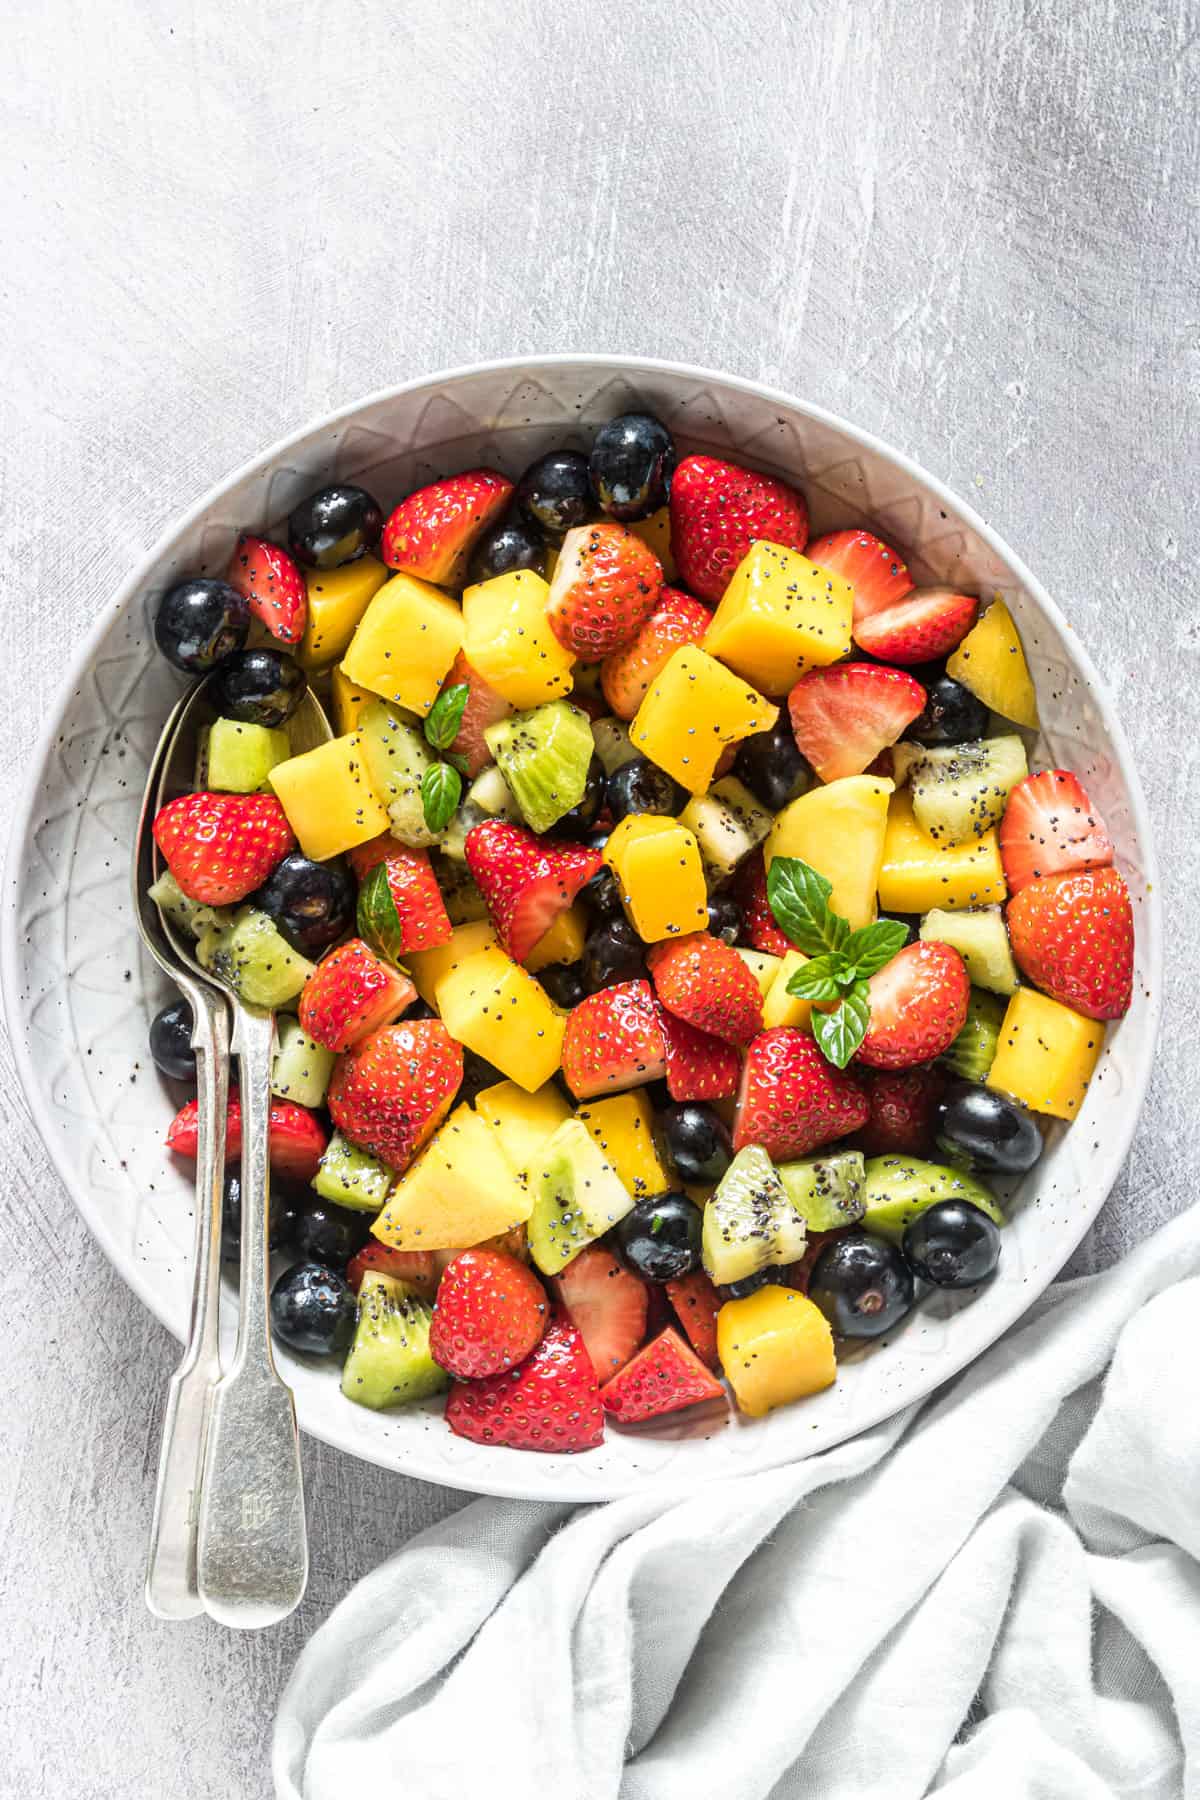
1,1,1196,1793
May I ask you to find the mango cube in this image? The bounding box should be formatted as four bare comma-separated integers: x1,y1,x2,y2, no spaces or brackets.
703,543,854,696
877,787,1006,914
575,1090,670,1199
987,988,1104,1120
946,598,1039,730
735,949,783,1000
300,555,388,669
474,1081,572,1187
630,646,778,793
331,664,376,735
525,904,587,973
342,573,464,717
604,814,709,942
268,733,389,861
762,949,814,1031
372,1105,531,1251
406,920,498,1006
717,1286,836,1417
626,505,677,581
461,571,575,709
436,946,565,1091
765,774,893,931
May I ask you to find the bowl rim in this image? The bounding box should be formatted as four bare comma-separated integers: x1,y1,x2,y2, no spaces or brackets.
1,353,1164,1500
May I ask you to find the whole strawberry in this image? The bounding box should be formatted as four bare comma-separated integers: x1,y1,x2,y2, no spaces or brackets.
382,469,513,586
226,534,307,645
153,791,295,905
357,846,453,958
733,1028,868,1160
299,938,416,1053
1006,867,1133,1020
430,1248,548,1379
327,1018,462,1170
546,521,663,659
445,1315,604,1453
857,940,971,1069
465,819,601,963
166,1091,327,1183
561,979,668,1099
600,1327,725,1423
669,455,809,605
600,586,712,720
647,931,764,1046
659,1008,741,1102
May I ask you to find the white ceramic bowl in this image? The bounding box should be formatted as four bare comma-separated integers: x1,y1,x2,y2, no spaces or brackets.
1,356,1162,1501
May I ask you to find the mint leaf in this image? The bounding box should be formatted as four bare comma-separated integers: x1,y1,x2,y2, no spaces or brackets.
785,953,847,1002
444,750,470,778
421,761,461,833
424,683,470,751
766,857,849,957
812,981,871,1068
842,920,909,979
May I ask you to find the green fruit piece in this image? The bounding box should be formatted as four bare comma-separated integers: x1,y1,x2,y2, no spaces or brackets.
484,700,594,834
271,1016,336,1109
920,907,1018,995
198,717,291,794
357,698,441,847
777,1151,867,1232
591,716,638,775
895,736,1028,846
196,906,315,1007
312,1130,395,1213
439,765,519,863
680,776,771,884
527,1117,635,1275
702,1145,808,1286
941,988,1006,1081
861,1155,1004,1241
148,870,233,940
340,1274,447,1410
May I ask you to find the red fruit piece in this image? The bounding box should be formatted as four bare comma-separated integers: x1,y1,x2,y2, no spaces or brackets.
1006,867,1133,1020
166,1092,327,1183
999,770,1114,894
153,791,295,906
669,454,809,605
659,1009,741,1101
358,845,453,955
730,850,792,957
347,831,407,884
226,534,307,645
327,1018,463,1170
381,469,513,586
299,939,416,1054
441,650,512,778
346,1244,438,1298
806,528,914,628
445,1316,604,1454
465,819,601,963
734,1028,869,1159
784,1228,842,1295
647,931,763,1046
857,940,970,1070
561,979,668,1100
859,1065,947,1156
552,1244,649,1381
665,1270,723,1369
854,588,978,665
599,586,712,720
601,1327,726,1423
546,521,663,660
430,1248,549,1380
788,663,927,784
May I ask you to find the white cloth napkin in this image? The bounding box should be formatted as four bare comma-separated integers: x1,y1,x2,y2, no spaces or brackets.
274,1204,1200,1800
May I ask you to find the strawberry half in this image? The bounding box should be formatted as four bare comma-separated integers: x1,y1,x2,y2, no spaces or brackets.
599,586,712,720
561,979,668,1099
659,1008,741,1101
347,831,408,884
669,454,809,605
226,534,307,644
465,819,601,963
546,521,663,659
166,1092,327,1183
854,587,978,665
999,770,1114,894
1006,867,1133,1020
858,1064,947,1156
787,663,926,783
552,1244,649,1381
665,1269,723,1369
357,846,453,956
857,940,970,1069
345,1243,439,1298
647,931,764,1046
441,650,512,778
806,529,914,629
381,469,513,586
445,1315,604,1454
429,1248,549,1379
733,1028,869,1159
299,938,416,1053
600,1327,726,1423
153,791,295,906
327,1018,462,1170
730,850,792,957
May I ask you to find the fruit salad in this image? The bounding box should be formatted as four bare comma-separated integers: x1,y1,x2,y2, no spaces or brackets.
145,412,1134,1453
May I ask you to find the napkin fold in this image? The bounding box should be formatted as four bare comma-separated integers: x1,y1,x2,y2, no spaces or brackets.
275,1205,1200,1800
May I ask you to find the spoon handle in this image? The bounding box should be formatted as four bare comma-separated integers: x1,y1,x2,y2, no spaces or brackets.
196,1004,308,1629
145,982,229,1620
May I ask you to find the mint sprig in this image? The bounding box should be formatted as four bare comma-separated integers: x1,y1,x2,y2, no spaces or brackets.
765,856,905,1068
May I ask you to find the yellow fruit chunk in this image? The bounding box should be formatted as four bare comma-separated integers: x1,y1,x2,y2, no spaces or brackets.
765,774,893,931
330,665,376,736
735,949,782,1000
717,1286,836,1417
342,574,464,717
461,571,575,709
525,904,586,973
762,949,814,1031
300,556,389,670
630,646,778,793
575,1091,670,1199
877,788,1006,914
474,1081,572,1187
987,988,1104,1120
604,814,709,942
704,542,854,695
627,505,677,581
436,946,565,1092
407,920,498,1006
945,598,1039,730
372,1105,531,1250
268,734,389,861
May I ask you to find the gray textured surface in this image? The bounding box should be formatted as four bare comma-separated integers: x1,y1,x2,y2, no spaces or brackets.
0,1,1196,1794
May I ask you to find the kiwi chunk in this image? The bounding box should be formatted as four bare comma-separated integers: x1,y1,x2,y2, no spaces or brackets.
148,870,233,940
527,1118,636,1274
702,1145,808,1286
357,698,441,847
861,1155,1004,1241
777,1151,867,1232
485,700,594,834
198,718,291,794
941,988,1006,1082
271,1016,336,1109
920,907,1018,995
440,764,521,863
895,736,1028,846
340,1273,447,1410
680,777,771,884
313,1130,395,1213
196,907,315,1007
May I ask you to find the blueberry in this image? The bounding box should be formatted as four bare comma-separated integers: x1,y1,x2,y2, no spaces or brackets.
661,1102,733,1185
545,757,606,840
616,1192,702,1282
211,647,307,728
934,1082,1043,1175
733,715,812,812
583,918,647,992
149,998,196,1082
904,676,989,746
467,513,547,583
292,1197,372,1268
539,964,588,1009
902,1201,1001,1288
588,413,677,521
221,1169,299,1262
270,1260,357,1355
579,865,624,921
515,451,593,538
605,756,685,821
252,852,355,955
288,483,382,569
808,1233,915,1338
720,1266,787,1300
154,577,250,674
459,1048,505,1105
706,894,742,946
